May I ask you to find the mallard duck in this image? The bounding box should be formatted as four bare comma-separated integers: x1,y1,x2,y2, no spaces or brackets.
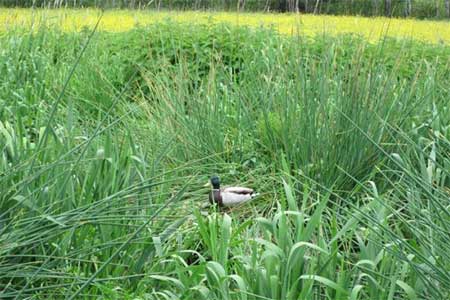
208,175,258,207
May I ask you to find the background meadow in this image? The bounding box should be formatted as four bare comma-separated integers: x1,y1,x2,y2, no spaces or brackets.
1,9,450,43
1,7,450,300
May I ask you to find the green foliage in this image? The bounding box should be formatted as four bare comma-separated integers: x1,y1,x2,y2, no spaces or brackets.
0,21,449,299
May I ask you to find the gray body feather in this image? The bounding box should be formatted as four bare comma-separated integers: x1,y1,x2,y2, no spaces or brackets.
216,187,257,206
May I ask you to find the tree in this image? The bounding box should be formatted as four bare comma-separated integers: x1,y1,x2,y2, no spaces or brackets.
435,0,440,18
371,0,380,16
446,0,450,18
384,0,391,16
279,0,288,12
264,0,271,12
404,0,412,16
313,0,321,14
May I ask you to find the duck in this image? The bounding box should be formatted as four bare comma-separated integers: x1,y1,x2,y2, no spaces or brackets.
208,175,258,207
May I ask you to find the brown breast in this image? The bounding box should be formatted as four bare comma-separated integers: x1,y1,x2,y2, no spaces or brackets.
209,189,223,206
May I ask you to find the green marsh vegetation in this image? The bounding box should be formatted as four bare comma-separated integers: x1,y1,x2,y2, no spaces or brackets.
0,22,449,299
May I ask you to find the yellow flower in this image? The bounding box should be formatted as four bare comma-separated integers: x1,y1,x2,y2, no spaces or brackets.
1,8,448,44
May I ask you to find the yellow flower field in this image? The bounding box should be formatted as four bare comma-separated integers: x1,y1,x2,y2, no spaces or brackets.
1,8,449,44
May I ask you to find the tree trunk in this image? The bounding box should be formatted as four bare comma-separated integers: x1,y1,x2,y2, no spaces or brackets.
305,0,309,13
446,0,450,18
435,0,440,18
264,0,270,12
384,0,391,16
289,0,295,12
240,0,245,11
313,0,320,14
371,0,378,16
404,0,411,16
279,0,288,12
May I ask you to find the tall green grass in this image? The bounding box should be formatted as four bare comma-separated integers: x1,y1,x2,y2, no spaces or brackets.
0,22,449,299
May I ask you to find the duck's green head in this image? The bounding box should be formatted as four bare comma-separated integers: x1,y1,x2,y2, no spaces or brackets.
210,175,220,189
